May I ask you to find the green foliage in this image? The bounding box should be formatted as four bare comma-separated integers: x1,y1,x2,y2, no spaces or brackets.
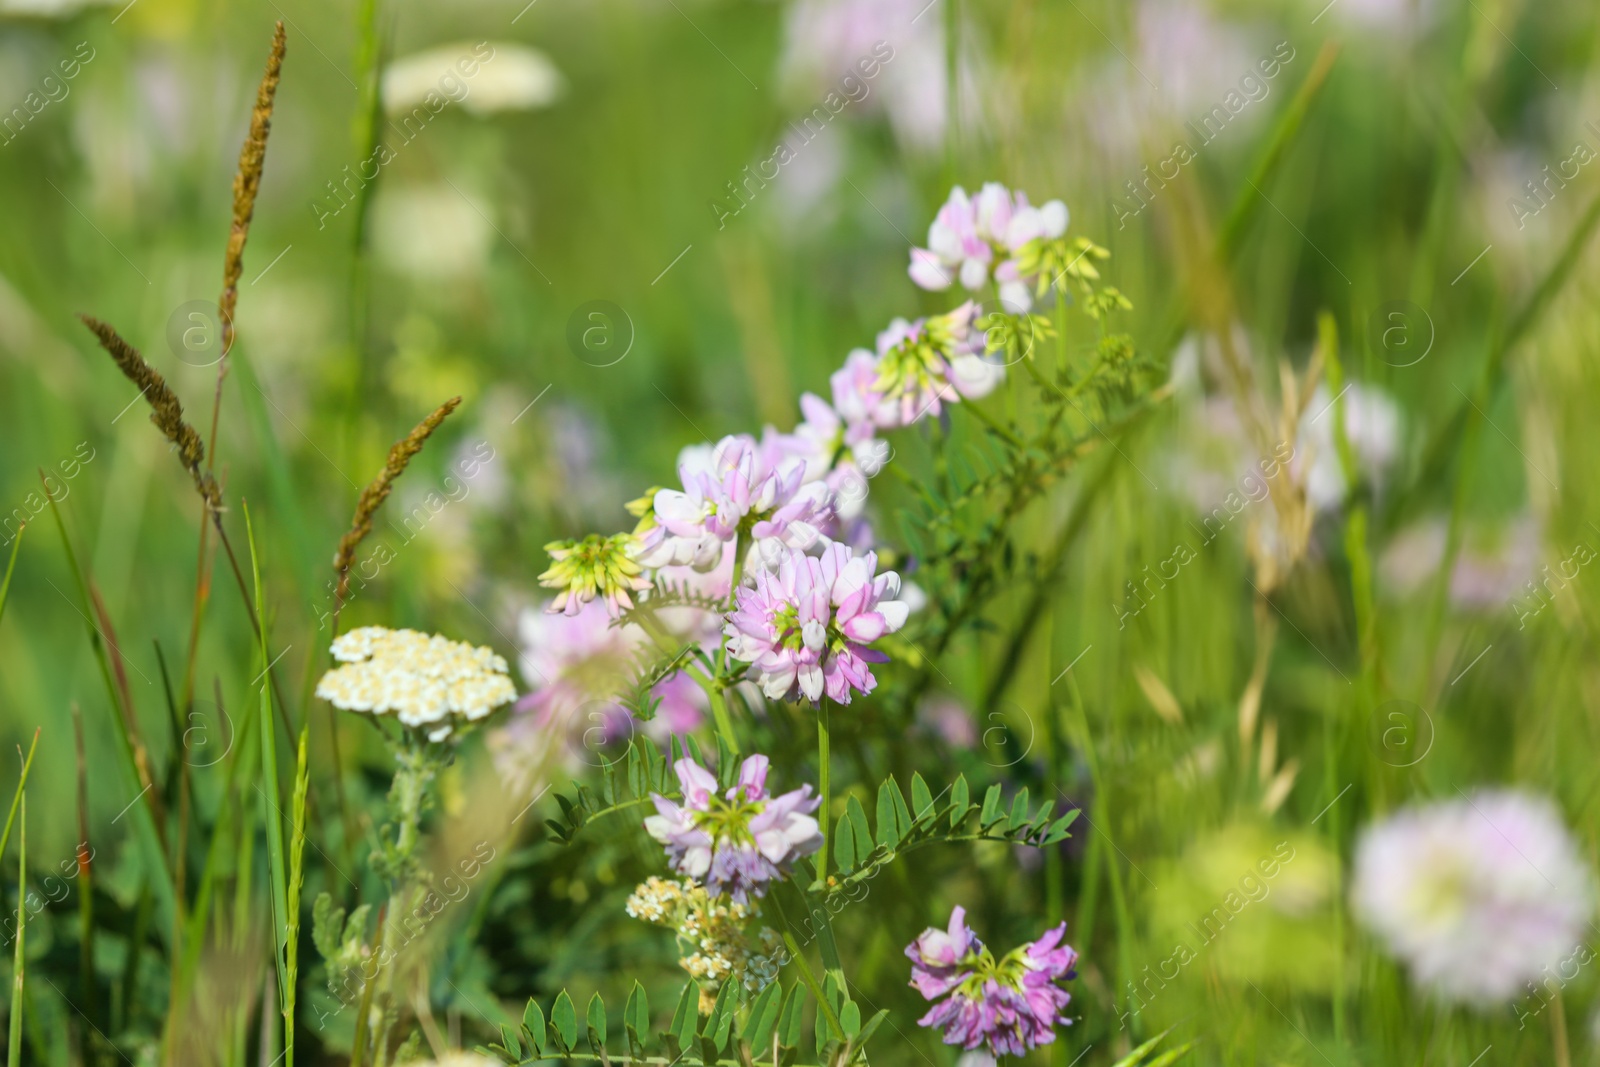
483,981,881,1067
825,773,1078,892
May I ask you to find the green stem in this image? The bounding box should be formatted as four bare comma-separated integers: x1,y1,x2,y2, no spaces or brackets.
962,400,1024,449
768,895,845,1042
729,529,749,600
0,525,23,633
815,703,831,887
9,793,23,1067
709,690,739,754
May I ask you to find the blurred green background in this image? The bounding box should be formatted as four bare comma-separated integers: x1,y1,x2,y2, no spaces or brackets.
3,0,1600,1062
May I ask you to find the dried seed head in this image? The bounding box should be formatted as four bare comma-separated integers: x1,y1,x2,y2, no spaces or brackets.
79,314,221,509
219,21,286,357
332,396,461,605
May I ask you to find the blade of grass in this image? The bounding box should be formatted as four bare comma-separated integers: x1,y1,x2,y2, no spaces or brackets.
8,792,23,1067
0,731,37,867
42,487,178,934
1413,188,1600,499
1153,39,1342,356
283,726,309,1067
0,526,22,633
244,502,292,1045
70,706,95,1067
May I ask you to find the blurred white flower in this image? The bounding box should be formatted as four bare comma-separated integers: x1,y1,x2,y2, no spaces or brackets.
1353,790,1594,1005
1082,0,1261,163
0,0,111,14
1379,514,1542,608
383,41,562,116
1331,0,1437,37
372,183,494,281
1295,383,1402,512
779,0,987,154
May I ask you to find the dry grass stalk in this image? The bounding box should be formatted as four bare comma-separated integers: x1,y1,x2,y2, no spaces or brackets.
78,315,222,510
219,21,286,359
333,397,462,606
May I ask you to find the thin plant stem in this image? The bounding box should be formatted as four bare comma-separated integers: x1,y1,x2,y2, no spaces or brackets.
0,731,38,866
816,702,831,886
0,526,23,632
8,792,23,1067
709,690,739,754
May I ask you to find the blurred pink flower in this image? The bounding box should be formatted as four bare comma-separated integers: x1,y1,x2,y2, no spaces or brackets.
1353,790,1594,1004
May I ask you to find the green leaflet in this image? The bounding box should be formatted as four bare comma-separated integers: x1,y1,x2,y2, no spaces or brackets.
742,980,781,1051
585,992,607,1056
522,998,546,1058
550,989,578,1053
833,810,857,872
623,981,648,1059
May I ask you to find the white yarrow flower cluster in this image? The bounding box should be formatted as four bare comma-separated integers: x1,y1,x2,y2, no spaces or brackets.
316,626,517,741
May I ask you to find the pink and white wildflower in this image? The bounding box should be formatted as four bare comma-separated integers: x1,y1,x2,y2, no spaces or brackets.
909,183,1068,311
640,435,835,573
644,754,823,904
907,907,1079,1057
724,540,909,704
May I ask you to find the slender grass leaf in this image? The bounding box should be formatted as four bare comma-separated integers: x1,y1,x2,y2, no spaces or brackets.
0,524,22,633
8,793,23,1067
1146,1041,1197,1066
1112,1027,1172,1067
245,503,291,1017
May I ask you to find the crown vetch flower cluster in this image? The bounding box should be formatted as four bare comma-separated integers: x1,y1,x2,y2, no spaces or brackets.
906,906,1079,1057
724,540,910,704
644,754,822,905
638,434,835,574
315,626,518,741
538,531,651,617
909,182,1069,312
535,181,1062,634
